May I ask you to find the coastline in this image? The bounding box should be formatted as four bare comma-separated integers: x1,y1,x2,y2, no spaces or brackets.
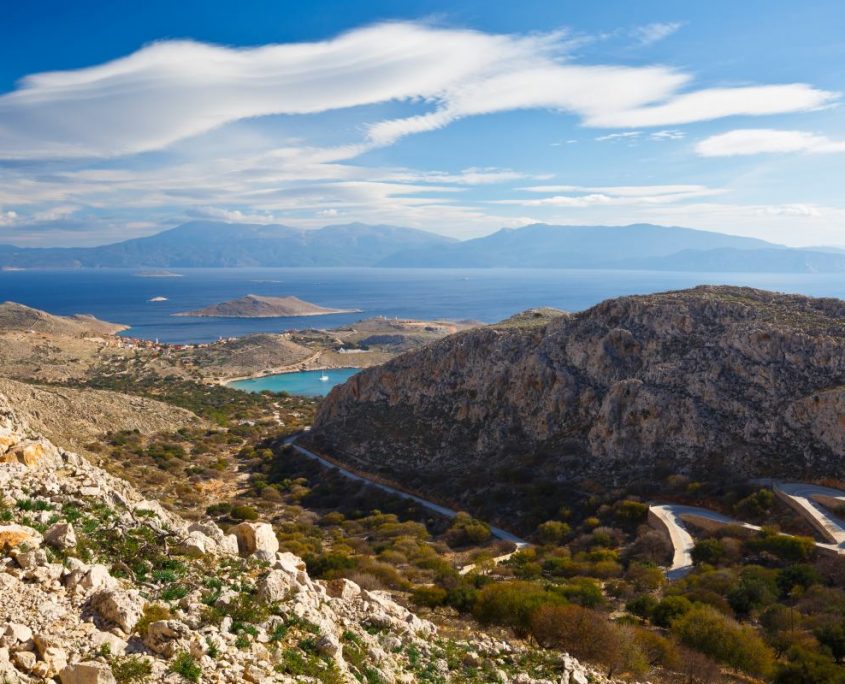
173,308,363,319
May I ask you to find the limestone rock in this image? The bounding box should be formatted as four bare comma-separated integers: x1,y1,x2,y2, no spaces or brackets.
230,522,279,559
90,588,145,633
143,620,191,657
60,661,117,684
45,522,77,549
0,524,42,552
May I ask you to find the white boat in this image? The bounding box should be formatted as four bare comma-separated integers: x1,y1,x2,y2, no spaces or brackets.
148,296,168,302
319,372,330,382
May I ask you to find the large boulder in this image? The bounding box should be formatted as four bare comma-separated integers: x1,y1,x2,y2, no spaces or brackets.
230,522,279,560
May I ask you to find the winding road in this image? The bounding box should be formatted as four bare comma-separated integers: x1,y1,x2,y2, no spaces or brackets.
650,483,845,578
284,436,528,547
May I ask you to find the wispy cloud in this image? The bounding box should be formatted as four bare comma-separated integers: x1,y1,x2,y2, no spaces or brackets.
494,183,725,207
696,129,845,156
595,131,641,142
630,22,684,46
0,22,836,159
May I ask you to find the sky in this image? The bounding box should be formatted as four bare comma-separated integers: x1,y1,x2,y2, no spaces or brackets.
1,0,844,247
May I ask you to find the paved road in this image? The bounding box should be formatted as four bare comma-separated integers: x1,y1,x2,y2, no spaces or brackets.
649,504,759,579
650,488,845,579
284,436,528,546
774,482,845,546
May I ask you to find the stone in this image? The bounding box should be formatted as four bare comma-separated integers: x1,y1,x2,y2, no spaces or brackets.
44,522,77,549
143,620,191,657
257,569,294,603
0,524,42,552
325,577,361,600
12,649,36,671
2,623,32,644
90,588,145,633
33,634,68,677
0,439,55,467
174,530,216,557
230,522,279,558
78,564,117,594
59,661,118,684
90,630,127,656
14,548,47,569
315,634,340,657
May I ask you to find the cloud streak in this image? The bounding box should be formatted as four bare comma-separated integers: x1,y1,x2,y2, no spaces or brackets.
0,22,837,159
696,129,845,156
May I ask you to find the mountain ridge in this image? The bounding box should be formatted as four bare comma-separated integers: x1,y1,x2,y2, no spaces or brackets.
2,220,844,272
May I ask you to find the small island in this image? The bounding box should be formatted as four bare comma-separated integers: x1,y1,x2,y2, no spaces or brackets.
173,294,360,318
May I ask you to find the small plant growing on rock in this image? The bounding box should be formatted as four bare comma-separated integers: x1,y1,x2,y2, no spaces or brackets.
169,652,202,683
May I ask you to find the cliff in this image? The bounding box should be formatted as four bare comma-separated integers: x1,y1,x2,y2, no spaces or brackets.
309,286,845,526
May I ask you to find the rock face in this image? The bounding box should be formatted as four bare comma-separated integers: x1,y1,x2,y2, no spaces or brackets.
310,287,845,522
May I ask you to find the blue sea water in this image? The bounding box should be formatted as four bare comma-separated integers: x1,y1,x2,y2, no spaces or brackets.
230,368,360,396
2,267,845,344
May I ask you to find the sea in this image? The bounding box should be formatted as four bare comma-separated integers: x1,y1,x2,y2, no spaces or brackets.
3,266,845,345
230,368,361,397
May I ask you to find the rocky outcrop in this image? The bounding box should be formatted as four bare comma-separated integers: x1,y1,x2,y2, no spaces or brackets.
310,287,845,523
0,390,610,683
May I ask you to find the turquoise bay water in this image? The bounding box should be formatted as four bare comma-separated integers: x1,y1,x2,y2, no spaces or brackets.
230,368,360,397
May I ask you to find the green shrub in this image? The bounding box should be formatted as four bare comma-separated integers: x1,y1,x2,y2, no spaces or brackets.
169,652,202,682
110,656,153,683
230,505,259,521
672,604,774,677
652,595,692,628
473,581,561,635
411,585,448,608
536,520,571,545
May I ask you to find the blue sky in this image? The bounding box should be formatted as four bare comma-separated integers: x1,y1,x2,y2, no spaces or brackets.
1,0,844,246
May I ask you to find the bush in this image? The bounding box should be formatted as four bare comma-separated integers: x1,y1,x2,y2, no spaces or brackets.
652,595,692,628
169,652,202,682
536,520,571,545
411,585,447,608
473,581,560,635
777,564,821,597
445,513,492,547
626,595,658,621
110,655,153,683
691,538,724,565
749,531,816,562
230,505,259,521
530,604,647,677
672,605,774,677
774,645,845,684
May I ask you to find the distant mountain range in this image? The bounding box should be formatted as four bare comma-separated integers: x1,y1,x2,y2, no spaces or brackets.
2,220,845,273
0,222,455,268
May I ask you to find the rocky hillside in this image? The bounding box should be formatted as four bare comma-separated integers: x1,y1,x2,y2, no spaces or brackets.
0,303,127,337
309,287,845,525
0,392,608,684
0,378,202,456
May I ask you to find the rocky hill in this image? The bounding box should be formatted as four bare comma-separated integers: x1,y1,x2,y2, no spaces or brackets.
0,377,202,456
0,391,609,684
309,286,845,526
0,303,127,337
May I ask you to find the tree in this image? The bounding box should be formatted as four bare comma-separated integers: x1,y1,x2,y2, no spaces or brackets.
774,646,845,684
672,605,774,678
536,520,571,545
652,595,692,628
473,581,558,635
530,604,647,677
691,538,724,565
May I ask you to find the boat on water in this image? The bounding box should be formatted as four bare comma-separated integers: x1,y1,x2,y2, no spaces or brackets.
148,296,169,302
319,372,330,382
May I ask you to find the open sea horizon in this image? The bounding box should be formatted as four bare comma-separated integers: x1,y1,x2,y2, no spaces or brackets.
3,267,845,344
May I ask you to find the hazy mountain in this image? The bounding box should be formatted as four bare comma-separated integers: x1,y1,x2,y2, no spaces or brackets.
0,221,456,268
379,223,808,269
2,221,843,272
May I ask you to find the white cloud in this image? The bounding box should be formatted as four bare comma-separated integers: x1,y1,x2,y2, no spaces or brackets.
0,22,836,159
650,129,685,141
696,128,845,156
630,22,684,46
0,209,18,226
595,131,641,141
513,184,724,204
